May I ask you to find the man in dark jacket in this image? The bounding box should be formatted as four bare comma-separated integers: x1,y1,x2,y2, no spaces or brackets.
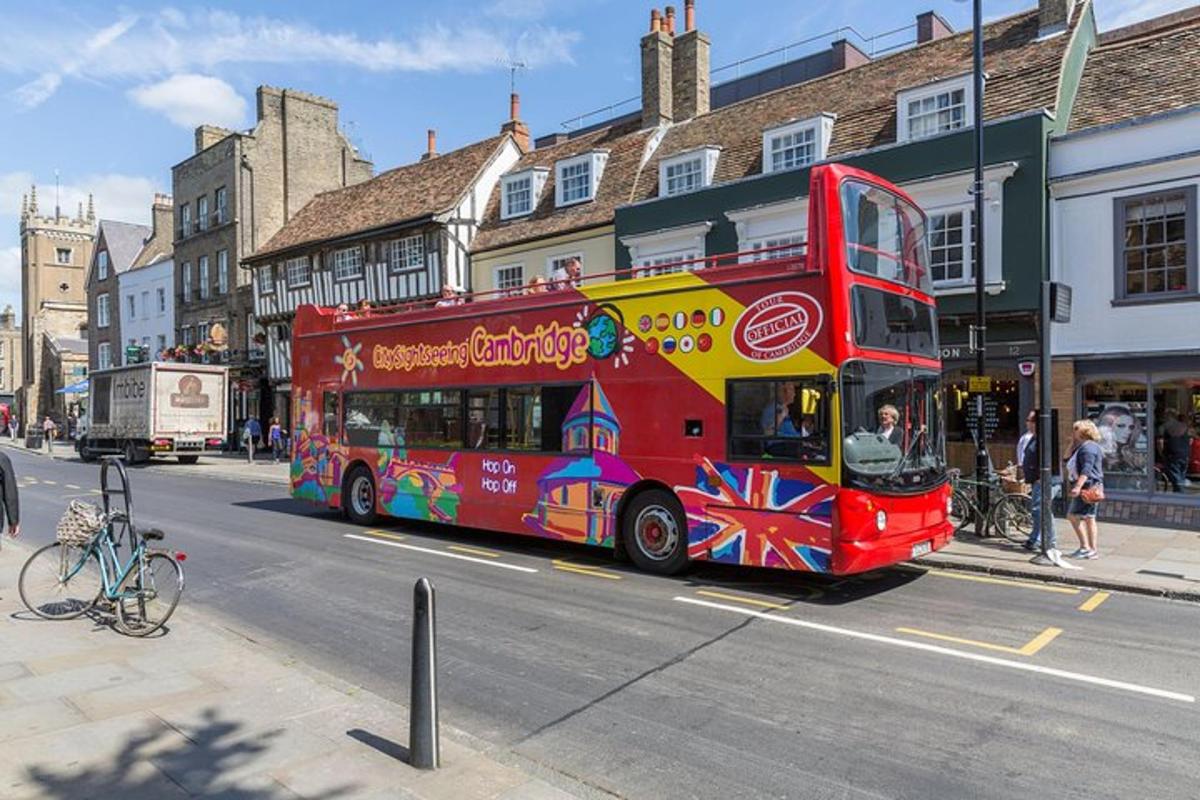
0,450,21,544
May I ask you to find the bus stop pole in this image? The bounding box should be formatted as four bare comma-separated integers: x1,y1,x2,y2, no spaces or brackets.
970,0,990,536
409,578,440,769
1039,281,1053,558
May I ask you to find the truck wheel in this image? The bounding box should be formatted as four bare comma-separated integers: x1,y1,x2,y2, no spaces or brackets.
78,442,97,463
344,466,378,526
177,455,199,465
622,489,689,575
123,442,138,465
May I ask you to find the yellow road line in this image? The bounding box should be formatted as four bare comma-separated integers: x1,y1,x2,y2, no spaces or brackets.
696,589,788,610
895,626,1063,657
1077,591,1111,613
552,560,622,580
364,529,406,542
448,544,500,559
923,568,1080,595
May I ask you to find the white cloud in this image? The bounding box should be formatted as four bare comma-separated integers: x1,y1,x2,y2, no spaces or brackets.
0,9,581,108
0,247,20,313
129,74,247,129
485,0,551,21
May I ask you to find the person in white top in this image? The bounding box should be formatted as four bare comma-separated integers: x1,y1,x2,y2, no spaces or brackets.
552,257,583,290
434,284,463,307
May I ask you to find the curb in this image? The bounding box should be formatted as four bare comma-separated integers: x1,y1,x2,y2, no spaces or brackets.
912,554,1200,603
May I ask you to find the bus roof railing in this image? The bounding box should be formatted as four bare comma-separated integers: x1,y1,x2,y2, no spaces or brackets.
325,241,812,325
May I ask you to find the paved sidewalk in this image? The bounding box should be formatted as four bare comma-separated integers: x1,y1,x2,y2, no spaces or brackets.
0,543,585,800
919,518,1200,601
0,439,289,488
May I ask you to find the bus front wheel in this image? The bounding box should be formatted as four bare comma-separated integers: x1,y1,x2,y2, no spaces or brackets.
344,466,378,526
622,489,689,575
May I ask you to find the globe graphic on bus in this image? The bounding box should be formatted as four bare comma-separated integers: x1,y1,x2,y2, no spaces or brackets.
586,312,620,360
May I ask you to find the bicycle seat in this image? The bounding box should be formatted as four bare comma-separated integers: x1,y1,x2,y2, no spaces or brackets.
138,527,165,541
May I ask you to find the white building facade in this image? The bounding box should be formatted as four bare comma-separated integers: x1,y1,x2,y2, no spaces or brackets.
117,257,176,364
1050,106,1200,505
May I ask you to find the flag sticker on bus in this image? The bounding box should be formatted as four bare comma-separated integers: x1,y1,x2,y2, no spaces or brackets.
731,291,823,362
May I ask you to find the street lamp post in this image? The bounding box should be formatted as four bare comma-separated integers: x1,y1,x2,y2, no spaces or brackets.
969,0,990,534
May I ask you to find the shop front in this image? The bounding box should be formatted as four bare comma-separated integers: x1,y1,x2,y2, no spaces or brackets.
1075,355,1200,504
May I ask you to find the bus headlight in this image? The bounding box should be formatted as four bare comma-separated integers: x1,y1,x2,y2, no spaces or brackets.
875,510,887,532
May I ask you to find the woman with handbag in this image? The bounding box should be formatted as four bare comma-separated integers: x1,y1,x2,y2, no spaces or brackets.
1065,419,1105,559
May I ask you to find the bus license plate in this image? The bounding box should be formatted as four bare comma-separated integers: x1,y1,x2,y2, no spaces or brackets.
911,541,932,558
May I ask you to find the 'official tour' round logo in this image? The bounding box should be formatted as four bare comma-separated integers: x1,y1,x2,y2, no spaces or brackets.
731,291,823,362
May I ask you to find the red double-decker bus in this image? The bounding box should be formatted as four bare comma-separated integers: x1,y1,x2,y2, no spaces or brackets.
289,164,952,575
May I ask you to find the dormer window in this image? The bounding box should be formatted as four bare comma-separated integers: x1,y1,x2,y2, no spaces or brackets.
897,75,973,142
659,147,721,197
762,115,834,174
555,152,608,207
501,168,548,219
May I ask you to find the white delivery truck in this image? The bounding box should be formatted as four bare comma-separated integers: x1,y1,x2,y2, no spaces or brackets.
78,362,229,464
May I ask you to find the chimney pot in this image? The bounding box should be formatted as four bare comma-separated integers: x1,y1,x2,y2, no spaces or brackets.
665,5,676,35
510,92,521,121
422,129,438,161
685,0,695,32
650,8,661,33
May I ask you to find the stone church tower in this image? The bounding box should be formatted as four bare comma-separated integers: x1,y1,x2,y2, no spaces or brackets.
18,186,95,432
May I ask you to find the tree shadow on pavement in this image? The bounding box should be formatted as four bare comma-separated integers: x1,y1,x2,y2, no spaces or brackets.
24,707,358,799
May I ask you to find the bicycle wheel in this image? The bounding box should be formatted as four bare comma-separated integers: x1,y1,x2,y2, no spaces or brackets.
115,552,184,637
19,542,102,620
989,493,1034,544
949,488,974,532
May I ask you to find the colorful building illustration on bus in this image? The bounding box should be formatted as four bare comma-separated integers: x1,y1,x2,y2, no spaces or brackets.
524,382,640,545
376,447,462,524
291,391,347,505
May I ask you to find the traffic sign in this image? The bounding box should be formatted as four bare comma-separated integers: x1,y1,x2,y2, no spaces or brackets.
968,376,992,392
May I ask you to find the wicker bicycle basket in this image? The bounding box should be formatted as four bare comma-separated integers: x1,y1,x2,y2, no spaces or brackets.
56,500,106,547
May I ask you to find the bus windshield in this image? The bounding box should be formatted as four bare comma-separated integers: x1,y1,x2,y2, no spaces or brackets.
841,180,932,295
840,361,945,491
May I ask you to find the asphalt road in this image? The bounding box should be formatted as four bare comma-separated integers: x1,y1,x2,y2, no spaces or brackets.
5,447,1199,799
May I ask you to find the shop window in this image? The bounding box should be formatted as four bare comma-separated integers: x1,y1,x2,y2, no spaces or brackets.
1082,380,1150,492
1152,378,1200,496
943,367,1020,471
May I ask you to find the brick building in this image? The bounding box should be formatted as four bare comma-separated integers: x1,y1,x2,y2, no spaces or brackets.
171,85,372,438
85,217,154,370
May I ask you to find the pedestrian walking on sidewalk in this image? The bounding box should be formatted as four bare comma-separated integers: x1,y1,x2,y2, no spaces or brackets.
1157,409,1193,493
269,417,285,463
41,416,57,454
0,450,21,554
7,417,16,440
1066,419,1105,560
1020,411,1054,553
243,417,262,464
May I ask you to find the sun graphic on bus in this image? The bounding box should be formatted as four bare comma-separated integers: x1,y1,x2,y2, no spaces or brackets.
574,304,636,369
334,335,365,385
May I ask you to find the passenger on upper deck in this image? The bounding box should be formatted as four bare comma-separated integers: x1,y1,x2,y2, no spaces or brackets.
552,257,582,290
435,284,463,307
526,275,549,294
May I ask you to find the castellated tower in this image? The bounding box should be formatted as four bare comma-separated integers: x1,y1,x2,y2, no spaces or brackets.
17,186,95,432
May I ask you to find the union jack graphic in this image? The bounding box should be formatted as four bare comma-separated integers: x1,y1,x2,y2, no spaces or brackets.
676,458,837,572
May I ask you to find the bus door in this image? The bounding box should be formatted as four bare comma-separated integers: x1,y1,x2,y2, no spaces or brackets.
318,382,343,490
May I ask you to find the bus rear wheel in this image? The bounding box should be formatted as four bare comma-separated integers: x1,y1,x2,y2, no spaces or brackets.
622,489,689,575
344,466,378,526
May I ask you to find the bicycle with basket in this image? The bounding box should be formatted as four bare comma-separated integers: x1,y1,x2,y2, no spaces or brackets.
947,463,1036,544
18,456,186,636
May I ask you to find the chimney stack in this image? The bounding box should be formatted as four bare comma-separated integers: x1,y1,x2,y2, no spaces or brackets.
1038,0,1074,35
151,193,173,241
916,11,954,44
501,92,532,153
422,129,438,161
830,38,870,71
641,7,675,128
672,0,710,120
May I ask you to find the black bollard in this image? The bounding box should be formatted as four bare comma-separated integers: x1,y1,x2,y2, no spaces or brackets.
409,577,439,769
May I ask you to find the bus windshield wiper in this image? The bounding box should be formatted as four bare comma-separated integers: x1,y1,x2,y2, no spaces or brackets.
887,428,925,482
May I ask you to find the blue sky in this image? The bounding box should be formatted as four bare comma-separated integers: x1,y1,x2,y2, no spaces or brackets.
0,0,1190,315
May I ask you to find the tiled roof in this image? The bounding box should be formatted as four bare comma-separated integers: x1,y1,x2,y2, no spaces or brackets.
645,9,1071,192
100,220,153,274
471,120,653,253
253,135,510,260
1069,9,1200,132
473,8,1073,253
